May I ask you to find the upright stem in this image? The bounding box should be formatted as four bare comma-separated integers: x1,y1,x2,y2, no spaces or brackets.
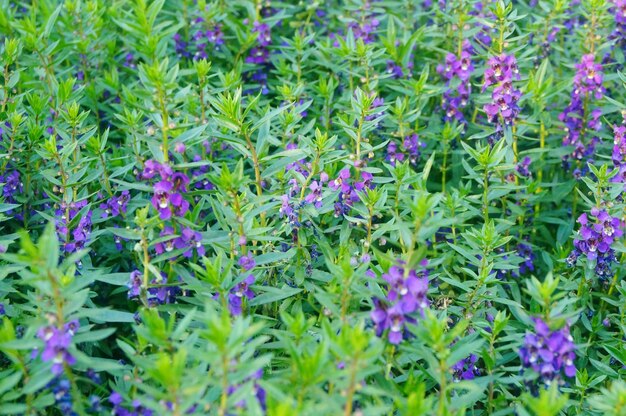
344,354,360,416
218,350,230,416
156,86,170,163
483,169,490,222
242,130,266,226
438,358,448,416
140,231,151,307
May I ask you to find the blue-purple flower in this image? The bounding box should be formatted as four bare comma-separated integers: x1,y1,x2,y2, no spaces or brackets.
452,354,481,381
371,260,430,344
519,318,576,384
36,320,79,375
238,253,256,271
228,274,255,316
567,208,624,281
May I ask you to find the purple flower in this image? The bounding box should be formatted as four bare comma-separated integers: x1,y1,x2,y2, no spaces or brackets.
516,157,532,178
0,170,23,202
238,253,256,271
482,54,521,126
151,180,189,220
175,227,205,258
516,242,536,275
452,354,481,381
437,42,474,126
55,201,92,254
568,208,623,281
155,226,177,256
371,260,429,344
559,54,604,168
329,168,375,216
386,60,412,78
37,322,79,375
228,274,256,315
519,318,576,384
100,190,130,218
128,270,143,298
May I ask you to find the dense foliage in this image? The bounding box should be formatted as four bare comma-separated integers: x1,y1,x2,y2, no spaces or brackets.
1,0,626,414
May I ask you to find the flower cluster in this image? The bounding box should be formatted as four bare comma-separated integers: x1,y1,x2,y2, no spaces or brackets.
610,0,626,52
246,21,272,65
437,41,474,126
154,226,205,259
127,270,182,306
172,4,225,61
36,320,79,375
227,368,266,411
0,170,22,215
519,318,576,384
55,200,93,255
109,391,154,416
452,354,481,381
142,160,190,221
331,16,380,46
386,59,413,79
371,260,430,344
329,168,374,217
559,54,604,169
228,274,256,316
385,133,426,166
279,148,329,226
482,54,522,126
99,190,130,218
49,378,76,415
567,208,624,281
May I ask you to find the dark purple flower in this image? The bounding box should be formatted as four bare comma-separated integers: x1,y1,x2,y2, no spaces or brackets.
568,208,623,281
452,354,481,381
519,318,576,384
100,190,130,218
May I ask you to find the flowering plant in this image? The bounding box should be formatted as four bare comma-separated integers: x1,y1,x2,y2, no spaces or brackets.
0,0,625,415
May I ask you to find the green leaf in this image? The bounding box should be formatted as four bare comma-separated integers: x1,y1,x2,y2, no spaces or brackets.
249,286,303,306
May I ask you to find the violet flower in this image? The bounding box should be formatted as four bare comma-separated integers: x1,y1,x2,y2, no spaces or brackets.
36,321,79,375
437,41,474,126
371,260,430,344
228,274,256,316
482,54,522,126
452,354,481,381
567,208,624,281
519,318,576,384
